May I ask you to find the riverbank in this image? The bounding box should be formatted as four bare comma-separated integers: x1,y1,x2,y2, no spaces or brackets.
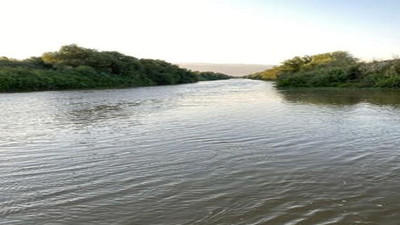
246,51,400,88
0,45,231,92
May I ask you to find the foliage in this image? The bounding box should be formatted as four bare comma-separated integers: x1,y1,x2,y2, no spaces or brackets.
247,51,400,88
0,44,230,92
245,67,280,80
196,71,231,81
277,66,360,87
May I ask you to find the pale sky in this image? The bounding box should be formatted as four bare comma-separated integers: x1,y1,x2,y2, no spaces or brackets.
1,0,399,64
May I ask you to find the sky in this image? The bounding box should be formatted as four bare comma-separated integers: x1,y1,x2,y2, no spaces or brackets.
0,0,399,64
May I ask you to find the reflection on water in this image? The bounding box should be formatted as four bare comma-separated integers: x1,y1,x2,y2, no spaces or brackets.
1,80,400,225
279,88,400,106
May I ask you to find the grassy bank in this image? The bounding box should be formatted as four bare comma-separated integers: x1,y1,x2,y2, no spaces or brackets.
0,45,230,92
246,51,400,88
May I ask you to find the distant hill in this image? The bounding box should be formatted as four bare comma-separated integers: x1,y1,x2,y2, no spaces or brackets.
178,63,273,77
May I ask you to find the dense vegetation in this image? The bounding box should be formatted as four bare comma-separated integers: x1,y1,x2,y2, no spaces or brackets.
247,51,400,88
195,71,231,81
0,45,230,92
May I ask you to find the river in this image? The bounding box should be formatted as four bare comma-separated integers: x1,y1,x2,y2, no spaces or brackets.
1,79,400,224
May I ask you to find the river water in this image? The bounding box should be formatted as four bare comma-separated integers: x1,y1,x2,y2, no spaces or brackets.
1,79,400,225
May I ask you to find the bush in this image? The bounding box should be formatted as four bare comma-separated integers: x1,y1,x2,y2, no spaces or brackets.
248,51,400,88
0,44,230,92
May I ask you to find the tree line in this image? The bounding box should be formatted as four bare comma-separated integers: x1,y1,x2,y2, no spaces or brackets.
246,51,400,88
0,44,230,92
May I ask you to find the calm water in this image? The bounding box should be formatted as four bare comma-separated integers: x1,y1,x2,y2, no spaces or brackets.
1,79,400,225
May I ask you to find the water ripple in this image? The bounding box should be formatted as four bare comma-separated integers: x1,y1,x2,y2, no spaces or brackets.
1,80,400,224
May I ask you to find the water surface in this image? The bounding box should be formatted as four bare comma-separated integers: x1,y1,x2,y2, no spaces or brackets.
1,79,400,224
